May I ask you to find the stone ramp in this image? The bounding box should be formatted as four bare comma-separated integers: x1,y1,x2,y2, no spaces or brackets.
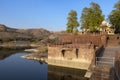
96,57,114,68
92,66,114,80
92,46,120,80
96,46,120,67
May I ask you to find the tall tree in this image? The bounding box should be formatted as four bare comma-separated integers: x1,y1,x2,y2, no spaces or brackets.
80,7,92,31
66,10,79,33
80,2,104,32
109,0,120,33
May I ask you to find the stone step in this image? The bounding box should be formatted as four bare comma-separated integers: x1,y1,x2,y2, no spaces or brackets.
94,66,113,73
92,66,114,80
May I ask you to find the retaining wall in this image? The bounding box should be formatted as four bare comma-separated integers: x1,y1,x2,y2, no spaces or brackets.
48,45,95,70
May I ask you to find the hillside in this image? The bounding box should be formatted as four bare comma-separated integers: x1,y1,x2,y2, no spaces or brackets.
16,28,51,38
0,24,51,43
0,24,67,52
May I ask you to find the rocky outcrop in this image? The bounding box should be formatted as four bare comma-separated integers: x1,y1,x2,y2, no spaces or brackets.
0,24,7,31
0,24,16,31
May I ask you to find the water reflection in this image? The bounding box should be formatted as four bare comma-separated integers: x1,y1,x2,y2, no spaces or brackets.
0,49,47,80
0,49,89,80
0,49,22,60
48,65,89,80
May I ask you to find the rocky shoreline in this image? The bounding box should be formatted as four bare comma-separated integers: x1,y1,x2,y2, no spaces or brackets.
21,53,48,62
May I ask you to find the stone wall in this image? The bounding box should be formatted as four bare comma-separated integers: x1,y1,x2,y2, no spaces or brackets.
47,34,108,70
48,44,95,70
48,59,91,69
48,45,95,61
60,34,107,47
107,35,120,46
48,47,62,59
77,47,95,63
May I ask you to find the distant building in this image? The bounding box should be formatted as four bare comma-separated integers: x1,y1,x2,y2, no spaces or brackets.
81,20,115,34
99,20,115,35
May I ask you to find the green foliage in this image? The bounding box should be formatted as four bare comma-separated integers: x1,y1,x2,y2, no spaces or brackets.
66,10,79,33
80,2,104,32
114,0,120,10
109,0,120,33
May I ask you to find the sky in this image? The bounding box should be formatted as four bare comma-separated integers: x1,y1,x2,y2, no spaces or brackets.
0,0,119,31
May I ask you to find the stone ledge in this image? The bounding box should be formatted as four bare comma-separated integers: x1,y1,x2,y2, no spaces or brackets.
48,58,91,70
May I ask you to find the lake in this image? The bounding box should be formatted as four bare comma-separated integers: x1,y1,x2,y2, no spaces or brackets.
0,49,47,80
0,49,88,80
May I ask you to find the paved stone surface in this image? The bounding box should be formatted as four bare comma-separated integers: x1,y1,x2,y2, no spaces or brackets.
94,46,120,80
97,46,120,67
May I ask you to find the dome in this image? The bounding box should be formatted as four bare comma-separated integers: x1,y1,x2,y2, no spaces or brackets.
101,20,107,26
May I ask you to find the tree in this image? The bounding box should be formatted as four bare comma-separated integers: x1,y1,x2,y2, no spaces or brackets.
108,0,120,33
66,10,79,33
80,2,104,32
80,7,92,31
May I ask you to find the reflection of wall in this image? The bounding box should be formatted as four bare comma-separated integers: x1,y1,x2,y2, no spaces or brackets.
0,41,30,48
48,65,88,80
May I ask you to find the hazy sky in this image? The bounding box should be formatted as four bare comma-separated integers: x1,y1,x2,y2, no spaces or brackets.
0,0,118,31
